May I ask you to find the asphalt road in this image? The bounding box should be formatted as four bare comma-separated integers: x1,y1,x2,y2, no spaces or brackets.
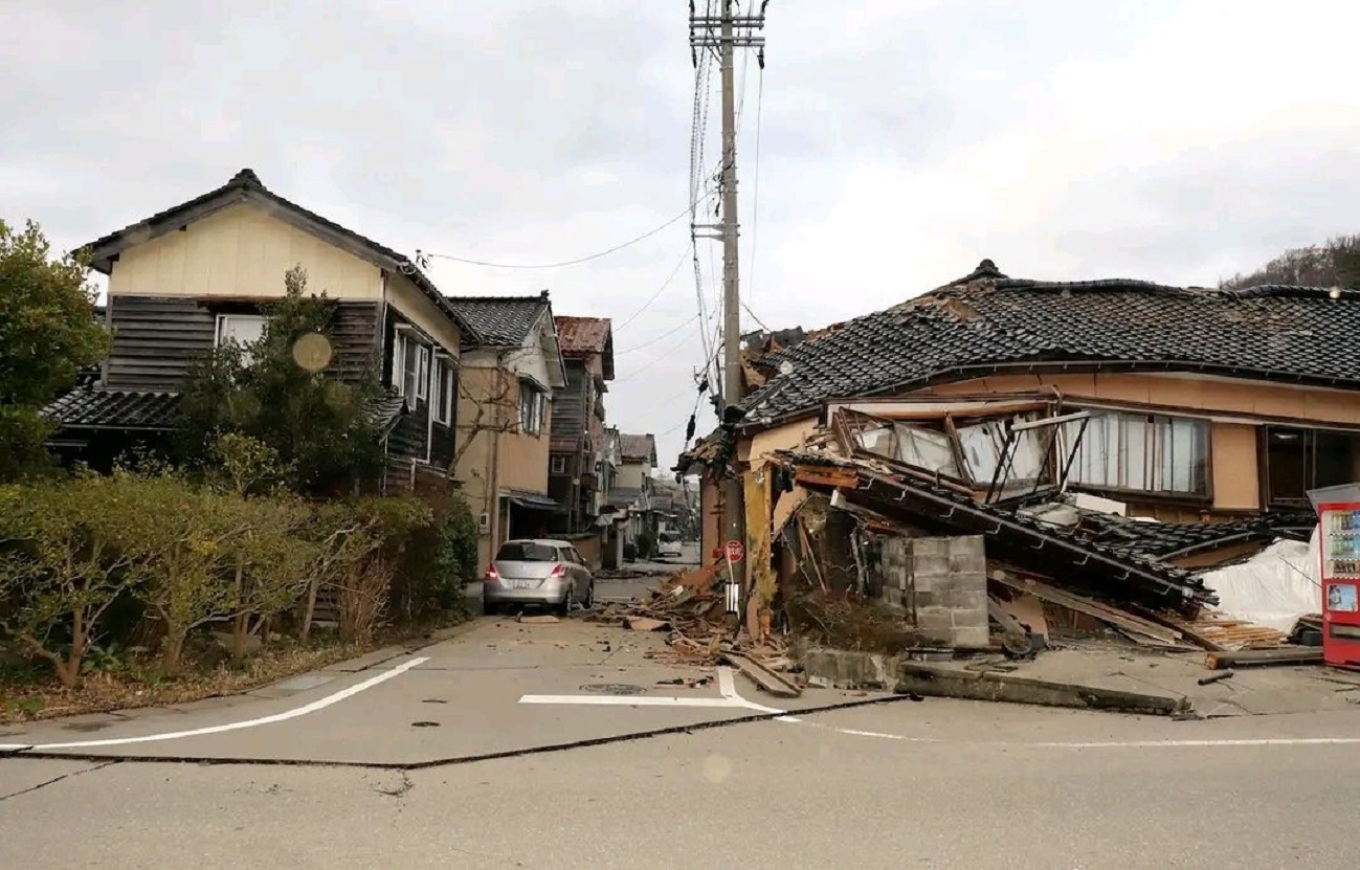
4,707,1357,869
3,609,1359,868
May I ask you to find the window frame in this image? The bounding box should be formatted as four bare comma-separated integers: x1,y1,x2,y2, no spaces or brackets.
215,313,267,365
519,380,545,436
432,356,455,426
550,455,568,474
1064,411,1210,499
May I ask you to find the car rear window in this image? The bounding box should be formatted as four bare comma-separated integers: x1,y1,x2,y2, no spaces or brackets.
496,542,558,562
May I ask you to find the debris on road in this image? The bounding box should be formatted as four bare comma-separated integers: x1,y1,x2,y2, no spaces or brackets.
1198,670,1234,686
622,616,671,632
1205,647,1325,670
516,614,559,625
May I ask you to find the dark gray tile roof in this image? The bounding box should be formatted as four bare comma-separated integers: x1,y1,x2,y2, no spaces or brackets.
45,387,409,436
606,487,644,507
447,293,550,348
742,259,1360,424
44,388,180,430
618,433,657,464
1073,510,1316,561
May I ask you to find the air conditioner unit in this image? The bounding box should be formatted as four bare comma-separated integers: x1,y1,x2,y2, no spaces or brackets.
478,512,490,532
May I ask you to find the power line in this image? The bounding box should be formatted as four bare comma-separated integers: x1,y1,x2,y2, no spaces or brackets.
417,202,693,270
746,63,765,315
615,313,701,355
614,326,704,383
612,241,695,333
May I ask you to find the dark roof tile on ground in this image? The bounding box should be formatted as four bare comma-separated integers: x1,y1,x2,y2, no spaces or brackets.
741,259,1360,424
447,293,550,348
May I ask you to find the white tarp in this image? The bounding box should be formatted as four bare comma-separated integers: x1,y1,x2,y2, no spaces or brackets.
1201,529,1322,631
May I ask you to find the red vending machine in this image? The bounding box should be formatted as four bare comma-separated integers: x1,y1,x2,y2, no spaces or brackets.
1319,502,1360,669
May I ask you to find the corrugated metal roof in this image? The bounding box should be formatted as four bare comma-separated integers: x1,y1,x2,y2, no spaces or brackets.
555,316,614,379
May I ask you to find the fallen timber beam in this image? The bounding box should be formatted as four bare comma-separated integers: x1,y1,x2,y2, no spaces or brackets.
1205,647,1324,670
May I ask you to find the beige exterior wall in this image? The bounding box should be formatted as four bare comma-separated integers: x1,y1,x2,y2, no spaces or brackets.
920,372,1360,428
454,361,554,572
1211,423,1260,510
108,203,382,300
385,272,461,354
914,371,1360,514
616,462,649,490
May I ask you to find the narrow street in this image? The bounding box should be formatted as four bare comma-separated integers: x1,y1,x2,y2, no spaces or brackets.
3,610,1357,868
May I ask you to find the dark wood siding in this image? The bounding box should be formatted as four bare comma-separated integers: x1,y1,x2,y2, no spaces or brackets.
104,295,380,391
104,296,216,390
331,302,382,380
551,361,587,440
387,389,429,462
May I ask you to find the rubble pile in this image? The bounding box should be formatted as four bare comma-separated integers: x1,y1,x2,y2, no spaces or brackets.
762,406,1319,666
587,562,799,693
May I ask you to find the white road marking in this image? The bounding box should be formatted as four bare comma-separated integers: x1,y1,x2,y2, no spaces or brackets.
10,656,430,752
520,695,749,708
1035,737,1360,749
519,669,1360,751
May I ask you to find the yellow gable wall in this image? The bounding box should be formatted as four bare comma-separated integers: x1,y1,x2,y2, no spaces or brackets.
108,203,382,301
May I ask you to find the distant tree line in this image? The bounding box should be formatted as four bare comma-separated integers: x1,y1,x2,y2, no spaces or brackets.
1220,234,1360,290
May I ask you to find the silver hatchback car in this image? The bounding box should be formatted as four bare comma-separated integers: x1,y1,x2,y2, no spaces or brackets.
483,538,594,616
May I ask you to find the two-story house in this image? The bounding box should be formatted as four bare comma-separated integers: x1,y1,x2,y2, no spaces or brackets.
548,316,615,533
43,168,478,492
446,293,567,572
607,433,659,544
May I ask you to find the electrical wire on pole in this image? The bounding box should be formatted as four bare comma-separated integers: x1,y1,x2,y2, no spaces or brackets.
689,0,768,617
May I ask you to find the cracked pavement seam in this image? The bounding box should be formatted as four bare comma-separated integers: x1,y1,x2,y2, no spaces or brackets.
0,693,915,772
0,759,120,803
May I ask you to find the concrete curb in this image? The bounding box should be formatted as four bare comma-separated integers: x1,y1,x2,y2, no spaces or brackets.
796,647,1189,717
895,663,1190,717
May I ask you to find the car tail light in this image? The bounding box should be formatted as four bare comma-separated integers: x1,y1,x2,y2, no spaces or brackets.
484,565,500,583
548,563,566,579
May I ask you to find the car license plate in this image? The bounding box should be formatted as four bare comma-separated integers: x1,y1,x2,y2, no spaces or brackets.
507,580,537,589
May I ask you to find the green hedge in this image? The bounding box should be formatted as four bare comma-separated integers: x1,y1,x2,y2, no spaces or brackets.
0,471,477,687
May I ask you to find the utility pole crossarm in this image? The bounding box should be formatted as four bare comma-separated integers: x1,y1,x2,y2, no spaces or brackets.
686,0,769,618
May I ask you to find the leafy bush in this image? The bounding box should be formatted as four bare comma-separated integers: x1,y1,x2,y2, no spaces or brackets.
178,266,385,496
0,219,111,483
0,470,447,686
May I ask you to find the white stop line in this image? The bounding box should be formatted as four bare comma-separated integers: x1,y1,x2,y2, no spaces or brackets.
519,669,1360,749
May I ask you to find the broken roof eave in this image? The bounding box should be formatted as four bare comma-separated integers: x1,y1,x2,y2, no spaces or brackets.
740,357,1360,436
84,180,484,346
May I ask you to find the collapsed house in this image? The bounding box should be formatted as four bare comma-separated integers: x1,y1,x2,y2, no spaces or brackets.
679,260,1360,657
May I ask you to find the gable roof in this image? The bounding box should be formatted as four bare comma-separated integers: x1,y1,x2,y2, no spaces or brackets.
619,433,657,465
741,258,1360,426
446,291,550,348
80,168,482,344
555,316,615,380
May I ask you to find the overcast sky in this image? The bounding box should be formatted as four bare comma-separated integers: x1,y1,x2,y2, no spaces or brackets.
6,0,1360,469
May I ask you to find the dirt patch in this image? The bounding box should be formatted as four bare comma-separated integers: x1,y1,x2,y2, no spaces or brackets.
0,616,471,725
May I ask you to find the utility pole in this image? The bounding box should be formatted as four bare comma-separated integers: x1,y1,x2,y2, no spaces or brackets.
690,1,766,613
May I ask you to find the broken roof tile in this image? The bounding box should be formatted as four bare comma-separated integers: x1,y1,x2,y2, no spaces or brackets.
741,260,1360,424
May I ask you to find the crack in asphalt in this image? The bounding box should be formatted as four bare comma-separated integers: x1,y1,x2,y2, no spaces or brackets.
0,759,120,803
0,693,915,772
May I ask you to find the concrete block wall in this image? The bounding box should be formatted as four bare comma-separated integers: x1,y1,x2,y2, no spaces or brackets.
910,535,989,648
880,537,911,610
